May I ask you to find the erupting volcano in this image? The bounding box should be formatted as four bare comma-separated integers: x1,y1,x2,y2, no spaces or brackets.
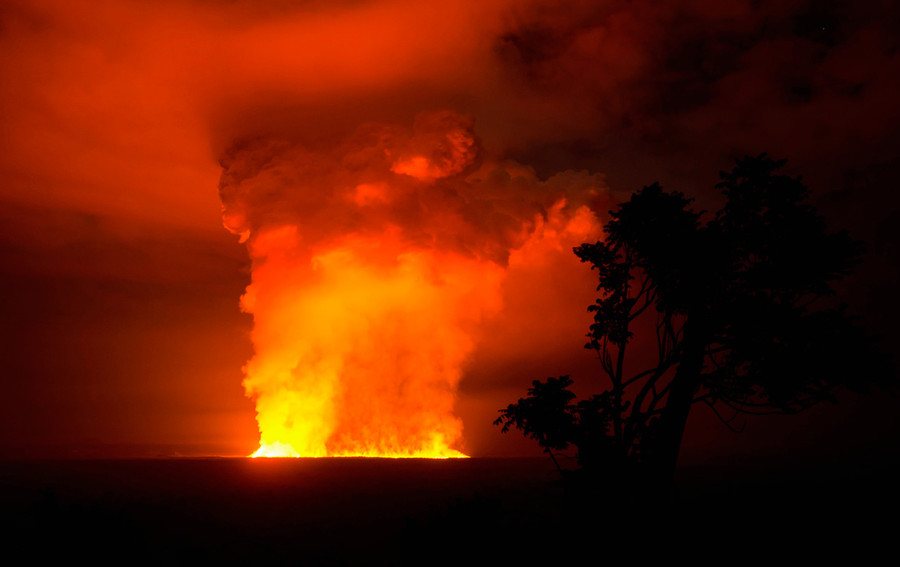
218,111,603,458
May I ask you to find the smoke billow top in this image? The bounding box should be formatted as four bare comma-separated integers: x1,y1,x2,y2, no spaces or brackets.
219,110,606,457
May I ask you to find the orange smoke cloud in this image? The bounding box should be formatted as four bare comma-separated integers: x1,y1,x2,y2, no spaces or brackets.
219,110,605,457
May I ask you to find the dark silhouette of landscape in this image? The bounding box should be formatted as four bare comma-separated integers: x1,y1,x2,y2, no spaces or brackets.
2,455,896,565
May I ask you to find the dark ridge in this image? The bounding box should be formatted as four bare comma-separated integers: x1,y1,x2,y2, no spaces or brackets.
2,456,895,564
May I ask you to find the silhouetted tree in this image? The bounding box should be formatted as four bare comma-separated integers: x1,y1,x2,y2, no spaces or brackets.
496,154,890,493
493,376,578,473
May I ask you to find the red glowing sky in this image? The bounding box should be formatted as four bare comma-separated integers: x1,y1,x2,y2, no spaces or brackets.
1,0,898,459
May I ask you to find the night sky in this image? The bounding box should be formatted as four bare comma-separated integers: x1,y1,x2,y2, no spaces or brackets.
1,0,897,461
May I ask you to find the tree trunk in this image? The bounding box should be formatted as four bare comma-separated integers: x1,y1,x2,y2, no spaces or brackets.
650,318,707,499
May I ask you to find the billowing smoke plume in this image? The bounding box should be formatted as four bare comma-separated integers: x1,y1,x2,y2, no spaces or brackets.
219,110,606,457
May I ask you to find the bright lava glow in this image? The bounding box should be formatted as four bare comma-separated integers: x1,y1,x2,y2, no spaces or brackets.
250,441,467,459
220,112,604,461
241,231,500,459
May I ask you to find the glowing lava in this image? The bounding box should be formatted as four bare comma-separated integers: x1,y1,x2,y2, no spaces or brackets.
241,228,503,458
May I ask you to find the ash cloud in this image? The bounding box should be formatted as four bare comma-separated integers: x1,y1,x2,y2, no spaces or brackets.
219,110,607,267
217,110,607,456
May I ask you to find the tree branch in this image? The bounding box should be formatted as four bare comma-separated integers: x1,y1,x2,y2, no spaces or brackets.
703,399,746,433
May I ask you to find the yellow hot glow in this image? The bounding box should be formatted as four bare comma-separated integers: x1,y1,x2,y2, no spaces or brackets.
243,227,504,458
252,441,302,458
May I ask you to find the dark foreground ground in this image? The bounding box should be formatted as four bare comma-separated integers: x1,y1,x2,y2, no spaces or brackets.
2,456,896,565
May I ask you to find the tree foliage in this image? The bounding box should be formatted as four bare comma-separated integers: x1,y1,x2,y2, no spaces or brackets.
495,154,889,484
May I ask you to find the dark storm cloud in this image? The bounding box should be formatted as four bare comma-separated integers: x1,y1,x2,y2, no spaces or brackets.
493,0,900,179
